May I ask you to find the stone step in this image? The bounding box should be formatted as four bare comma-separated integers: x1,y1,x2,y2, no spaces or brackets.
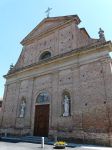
21,136,50,142
0,136,52,144
0,136,82,148
1,137,21,143
21,136,49,140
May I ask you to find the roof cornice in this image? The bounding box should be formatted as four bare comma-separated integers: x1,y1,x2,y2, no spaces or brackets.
4,41,111,79
21,15,81,45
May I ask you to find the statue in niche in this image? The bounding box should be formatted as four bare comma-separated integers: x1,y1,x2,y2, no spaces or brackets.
19,100,26,118
63,95,70,117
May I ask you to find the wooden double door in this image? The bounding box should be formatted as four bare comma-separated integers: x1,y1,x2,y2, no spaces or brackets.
34,104,49,137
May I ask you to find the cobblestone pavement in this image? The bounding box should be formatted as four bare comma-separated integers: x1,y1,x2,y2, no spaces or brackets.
0,142,112,150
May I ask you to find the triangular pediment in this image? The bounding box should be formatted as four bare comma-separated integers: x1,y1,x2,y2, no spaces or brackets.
21,15,81,45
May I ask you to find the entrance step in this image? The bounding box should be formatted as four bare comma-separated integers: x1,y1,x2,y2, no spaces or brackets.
0,136,53,144
0,136,84,148
20,136,51,144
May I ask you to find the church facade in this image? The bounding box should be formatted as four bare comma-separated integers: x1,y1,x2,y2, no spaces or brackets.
0,15,112,145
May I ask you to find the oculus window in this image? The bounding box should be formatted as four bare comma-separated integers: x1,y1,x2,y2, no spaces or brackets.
39,51,51,60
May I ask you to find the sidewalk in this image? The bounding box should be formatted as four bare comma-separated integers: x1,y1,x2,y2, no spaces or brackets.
0,142,112,150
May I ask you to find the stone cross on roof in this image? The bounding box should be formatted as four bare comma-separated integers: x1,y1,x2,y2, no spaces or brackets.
45,7,52,18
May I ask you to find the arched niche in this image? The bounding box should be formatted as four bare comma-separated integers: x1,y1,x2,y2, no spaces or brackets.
62,90,71,117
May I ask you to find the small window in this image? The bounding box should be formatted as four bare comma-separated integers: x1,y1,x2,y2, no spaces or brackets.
39,51,51,60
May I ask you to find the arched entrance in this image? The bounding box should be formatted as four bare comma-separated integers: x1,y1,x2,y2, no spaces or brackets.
34,91,50,137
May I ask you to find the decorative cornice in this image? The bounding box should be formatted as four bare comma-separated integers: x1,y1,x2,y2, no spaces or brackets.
21,20,72,45
4,41,112,79
21,15,81,45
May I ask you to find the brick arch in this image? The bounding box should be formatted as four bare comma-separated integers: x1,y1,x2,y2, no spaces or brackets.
36,91,50,105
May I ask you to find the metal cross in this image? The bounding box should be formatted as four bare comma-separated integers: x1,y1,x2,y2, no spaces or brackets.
45,7,52,18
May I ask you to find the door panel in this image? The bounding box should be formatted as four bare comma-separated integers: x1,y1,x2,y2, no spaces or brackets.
34,104,49,137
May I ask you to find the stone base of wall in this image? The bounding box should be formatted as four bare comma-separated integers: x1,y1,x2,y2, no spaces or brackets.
0,127,112,146
49,129,111,146
0,127,31,137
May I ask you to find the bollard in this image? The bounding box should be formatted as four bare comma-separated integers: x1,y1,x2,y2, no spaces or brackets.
5,132,7,137
41,137,44,148
5,129,7,137
54,135,57,142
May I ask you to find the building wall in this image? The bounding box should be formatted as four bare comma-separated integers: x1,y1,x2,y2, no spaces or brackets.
15,21,90,70
1,50,112,145
1,16,112,145
48,57,112,145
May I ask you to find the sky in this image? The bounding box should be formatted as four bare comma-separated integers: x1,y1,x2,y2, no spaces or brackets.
0,0,112,97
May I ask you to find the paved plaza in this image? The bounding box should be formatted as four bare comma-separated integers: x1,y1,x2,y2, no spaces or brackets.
0,142,112,150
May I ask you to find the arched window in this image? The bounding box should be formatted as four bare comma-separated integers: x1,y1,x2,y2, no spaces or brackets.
39,51,51,60
36,91,50,104
62,91,71,117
